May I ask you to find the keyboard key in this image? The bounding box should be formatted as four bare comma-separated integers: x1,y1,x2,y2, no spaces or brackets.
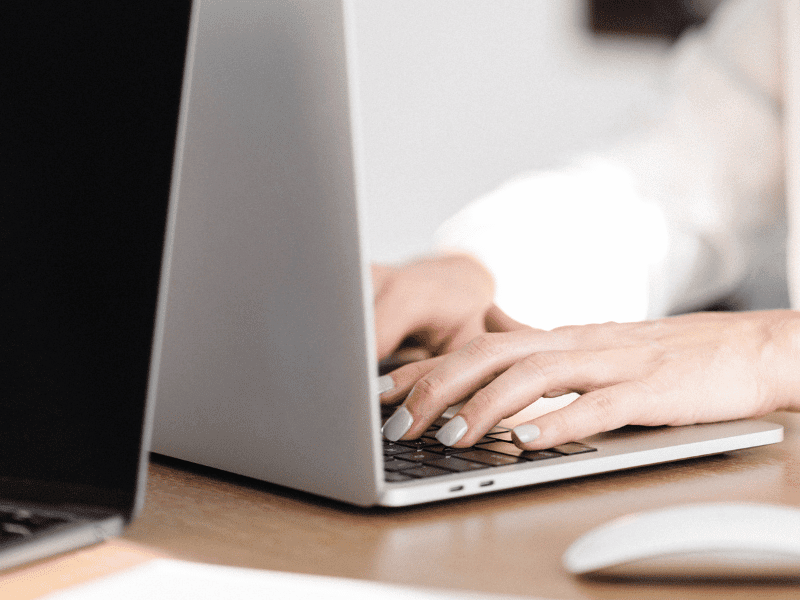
457,450,523,467
402,465,451,479
551,442,596,455
423,456,487,473
486,425,510,434
395,437,439,450
477,441,584,461
521,450,562,461
475,441,528,457
474,437,496,445
384,458,416,472
383,442,413,457
385,471,413,482
401,450,444,463
0,528,26,542
486,431,514,442
426,444,473,455
0,508,69,533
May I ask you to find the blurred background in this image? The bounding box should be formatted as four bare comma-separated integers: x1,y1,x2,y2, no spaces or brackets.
354,0,721,263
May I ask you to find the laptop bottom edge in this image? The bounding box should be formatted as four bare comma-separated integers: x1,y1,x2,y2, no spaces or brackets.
378,419,783,507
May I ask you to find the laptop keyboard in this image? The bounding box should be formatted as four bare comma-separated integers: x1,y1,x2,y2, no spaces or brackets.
383,417,596,482
0,507,71,544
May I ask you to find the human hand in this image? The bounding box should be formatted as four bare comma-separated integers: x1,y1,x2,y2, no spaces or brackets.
380,306,800,449
372,254,495,361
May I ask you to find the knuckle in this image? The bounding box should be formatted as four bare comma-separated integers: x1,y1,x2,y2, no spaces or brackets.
470,385,505,414
406,361,432,381
464,333,505,360
519,352,560,381
377,272,412,304
540,407,577,441
413,375,445,403
583,389,622,430
582,322,618,344
554,321,621,345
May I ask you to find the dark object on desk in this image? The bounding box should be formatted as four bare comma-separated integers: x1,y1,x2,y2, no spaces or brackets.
589,0,716,42
0,1,194,570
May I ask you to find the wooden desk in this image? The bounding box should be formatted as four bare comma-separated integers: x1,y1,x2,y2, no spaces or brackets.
5,412,800,599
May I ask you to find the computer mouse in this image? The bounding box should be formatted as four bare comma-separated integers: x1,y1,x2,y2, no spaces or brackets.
563,502,800,580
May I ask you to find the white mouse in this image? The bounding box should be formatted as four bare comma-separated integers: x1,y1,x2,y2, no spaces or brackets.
563,502,800,580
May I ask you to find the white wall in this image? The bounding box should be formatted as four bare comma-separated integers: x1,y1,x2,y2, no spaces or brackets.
352,0,671,263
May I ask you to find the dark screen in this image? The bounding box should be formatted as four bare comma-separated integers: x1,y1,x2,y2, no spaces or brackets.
1,2,192,514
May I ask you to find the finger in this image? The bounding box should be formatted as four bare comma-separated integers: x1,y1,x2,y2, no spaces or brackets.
370,264,392,288
378,346,434,376
442,347,642,447
398,330,567,439
485,304,530,333
444,314,486,354
511,381,652,450
373,278,423,360
379,355,443,406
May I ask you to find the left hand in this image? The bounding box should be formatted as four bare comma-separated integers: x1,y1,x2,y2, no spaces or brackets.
372,254,495,360
380,306,800,449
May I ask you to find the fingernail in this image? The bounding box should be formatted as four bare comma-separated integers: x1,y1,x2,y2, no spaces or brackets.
435,416,468,446
512,424,541,444
382,406,413,441
377,374,395,395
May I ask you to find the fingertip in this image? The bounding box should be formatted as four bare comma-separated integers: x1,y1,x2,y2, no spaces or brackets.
511,423,541,446
377,374,398,406
382,405,413,441
434,415,469,446
377,374,395,396
378,356,443,410
379,384,406,407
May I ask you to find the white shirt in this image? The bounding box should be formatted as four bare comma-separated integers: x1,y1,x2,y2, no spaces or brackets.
435,0,798,330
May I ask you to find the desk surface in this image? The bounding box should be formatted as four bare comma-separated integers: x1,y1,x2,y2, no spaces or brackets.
5,412,800,600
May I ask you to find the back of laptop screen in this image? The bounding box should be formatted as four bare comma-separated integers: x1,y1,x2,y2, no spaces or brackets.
0,2,192,517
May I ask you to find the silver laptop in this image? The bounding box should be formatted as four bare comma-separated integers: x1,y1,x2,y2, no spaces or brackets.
151,0,782,507
0,2,196,569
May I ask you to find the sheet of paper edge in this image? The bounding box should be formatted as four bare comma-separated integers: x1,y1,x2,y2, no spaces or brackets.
42,558,547,600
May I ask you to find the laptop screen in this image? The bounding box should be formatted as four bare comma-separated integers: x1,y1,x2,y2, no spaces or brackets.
0,2,192,515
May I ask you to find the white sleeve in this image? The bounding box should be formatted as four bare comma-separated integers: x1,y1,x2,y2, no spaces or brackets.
435,0,784,329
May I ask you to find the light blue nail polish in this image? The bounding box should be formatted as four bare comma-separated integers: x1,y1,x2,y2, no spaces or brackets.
377,374,394,395
382,406,413,441
512,424,541,444
435,416,468,447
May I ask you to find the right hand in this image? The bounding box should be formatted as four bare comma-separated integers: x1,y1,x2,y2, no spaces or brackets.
381,306,800,448
372,254,495,361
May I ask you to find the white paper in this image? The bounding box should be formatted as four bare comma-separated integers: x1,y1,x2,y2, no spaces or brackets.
43,559,545,600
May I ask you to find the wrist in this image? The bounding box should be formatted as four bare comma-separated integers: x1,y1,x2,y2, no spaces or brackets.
765,310,800,412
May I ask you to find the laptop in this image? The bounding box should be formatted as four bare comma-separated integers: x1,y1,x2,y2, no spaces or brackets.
151,0,783,507
0,1,196,569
